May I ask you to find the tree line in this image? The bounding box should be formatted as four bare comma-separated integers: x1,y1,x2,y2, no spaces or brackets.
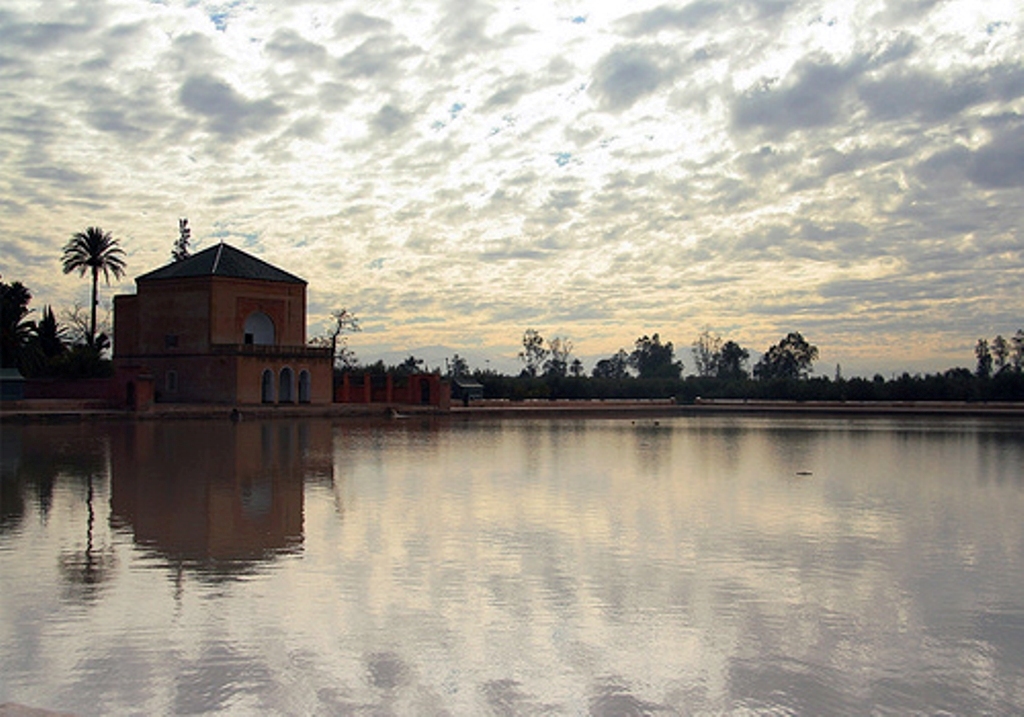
348,327,1024,403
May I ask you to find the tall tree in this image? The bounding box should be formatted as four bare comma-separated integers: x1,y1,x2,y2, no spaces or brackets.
310,308,361,369
447,354,469,378
716,340,750,380
991,335,1009,374
1012,330,1024,372
975,338,992,379
629,334,682,379
753,332,818,380
692,330,722,378
543,337,573,377
61,227,126,347
518,329,548,377
172,218,192,262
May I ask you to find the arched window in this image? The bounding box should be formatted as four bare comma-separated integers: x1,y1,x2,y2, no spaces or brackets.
261,369,274,403
279,367,294,403
298,370,311,403
244,311,275,345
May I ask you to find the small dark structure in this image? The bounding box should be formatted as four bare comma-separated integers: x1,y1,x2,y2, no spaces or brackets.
450,377,484,405
0,368,26,401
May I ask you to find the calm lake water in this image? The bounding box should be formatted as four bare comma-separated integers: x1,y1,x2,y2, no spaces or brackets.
1,414,1023,715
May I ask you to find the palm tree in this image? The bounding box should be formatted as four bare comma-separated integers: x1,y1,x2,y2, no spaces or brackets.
61,227,126,347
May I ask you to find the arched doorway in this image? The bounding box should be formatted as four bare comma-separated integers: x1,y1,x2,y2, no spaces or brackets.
298,370,311,403
244,311,275,345
279,367,294,403
261,369,274,403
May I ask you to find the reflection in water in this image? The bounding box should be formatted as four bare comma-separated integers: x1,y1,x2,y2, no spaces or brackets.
1,424,116,602
59,470,117,604
108,420,327,576
589,677,676,716
1,415,1023,714
0,424,107,532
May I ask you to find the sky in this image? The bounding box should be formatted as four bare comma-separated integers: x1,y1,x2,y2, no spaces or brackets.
2,0,1023,377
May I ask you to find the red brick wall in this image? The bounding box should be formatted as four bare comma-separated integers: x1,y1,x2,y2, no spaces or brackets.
121,278,213,355
334,373,450,407
25,378,115,400
113,295,139,356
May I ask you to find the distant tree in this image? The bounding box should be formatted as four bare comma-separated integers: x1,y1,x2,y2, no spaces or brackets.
1,279,36,371
716,340,750,380
61,302,112,357
543,337,573,377
394,355,424,375
975,338,992,379
1013,330,1024,372
991,335,1009,374
629,333,682,379
172,218,192,262
62,303,93,347
691,330,722,378
946,367,974,379
518,329,549,377
362,359,387,375
569,358,584,377
753,332,818,380
592,349,630,379
447,354,469,378
61,227,126,347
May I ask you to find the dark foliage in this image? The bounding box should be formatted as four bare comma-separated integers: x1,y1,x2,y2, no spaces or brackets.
461,369,1024,403
628,334,683,379
1,280,35,371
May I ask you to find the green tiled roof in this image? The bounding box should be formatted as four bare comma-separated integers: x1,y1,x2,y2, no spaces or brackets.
136,243,306,284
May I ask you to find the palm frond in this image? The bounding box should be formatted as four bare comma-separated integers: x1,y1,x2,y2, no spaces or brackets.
61,226,127,282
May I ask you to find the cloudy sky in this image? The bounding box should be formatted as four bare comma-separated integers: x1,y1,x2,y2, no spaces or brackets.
2,0,1023,375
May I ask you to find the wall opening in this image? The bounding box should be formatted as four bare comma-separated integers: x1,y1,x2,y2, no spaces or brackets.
279,367,294,403
243,311,275,345
298,370,311,403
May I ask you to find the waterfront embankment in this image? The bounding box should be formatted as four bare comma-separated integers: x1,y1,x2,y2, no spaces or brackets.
0,399,441,423
4,398,1024,423
452,398,1024,418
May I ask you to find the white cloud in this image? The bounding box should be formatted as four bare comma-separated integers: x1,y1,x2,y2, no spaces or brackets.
1,0,1023,377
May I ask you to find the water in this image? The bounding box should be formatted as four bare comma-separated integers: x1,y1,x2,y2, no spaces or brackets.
1,414,1023,715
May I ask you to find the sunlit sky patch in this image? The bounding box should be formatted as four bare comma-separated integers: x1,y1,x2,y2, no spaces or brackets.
2,0,1022,375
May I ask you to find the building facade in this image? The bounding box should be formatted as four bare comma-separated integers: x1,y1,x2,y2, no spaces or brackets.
113,243,333,405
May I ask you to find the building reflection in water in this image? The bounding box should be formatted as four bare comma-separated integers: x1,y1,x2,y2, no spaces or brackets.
108,419,332,577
